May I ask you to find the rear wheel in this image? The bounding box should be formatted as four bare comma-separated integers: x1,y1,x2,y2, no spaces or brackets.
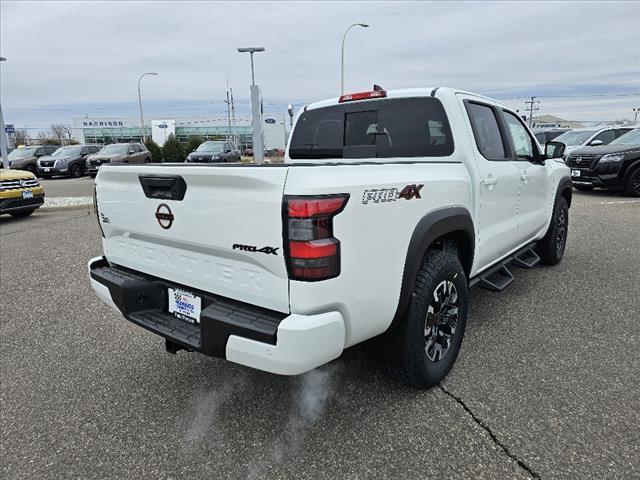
624,167,640,197
69,163,82,178
10,208,35,218
536,196,569,265
574,185,594,192
389,249,468,388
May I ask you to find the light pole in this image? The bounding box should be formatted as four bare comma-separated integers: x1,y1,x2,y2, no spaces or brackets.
341,23,369,95
138,72,157,142
238,47,265,164
633,107,639,126
0,56,9,169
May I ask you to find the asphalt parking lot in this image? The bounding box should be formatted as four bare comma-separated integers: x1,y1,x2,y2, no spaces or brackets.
1,190,639,479
38,176,95,198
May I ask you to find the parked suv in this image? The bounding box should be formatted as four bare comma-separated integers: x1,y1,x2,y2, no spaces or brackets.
8,145,58,176
89,86,571,388
185,141,241,163
0,168,45,217
37,144,100,178
553,126,634,159
86,143,151,177
565,128,640,196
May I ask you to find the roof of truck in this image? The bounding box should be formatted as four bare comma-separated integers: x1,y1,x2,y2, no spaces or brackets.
304,87,507,111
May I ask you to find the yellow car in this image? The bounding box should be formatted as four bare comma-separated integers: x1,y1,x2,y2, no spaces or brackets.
0,168,45,217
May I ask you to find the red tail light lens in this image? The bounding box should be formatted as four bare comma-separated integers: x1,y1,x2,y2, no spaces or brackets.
284,195,349,281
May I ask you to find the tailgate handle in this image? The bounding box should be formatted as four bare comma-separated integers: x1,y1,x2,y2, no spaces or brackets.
139,175,187,201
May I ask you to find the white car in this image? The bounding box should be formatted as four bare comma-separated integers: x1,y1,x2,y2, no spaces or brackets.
88,87,571,388
553,125,634,159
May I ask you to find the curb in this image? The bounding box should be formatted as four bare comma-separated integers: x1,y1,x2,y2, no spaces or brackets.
41,203,93,213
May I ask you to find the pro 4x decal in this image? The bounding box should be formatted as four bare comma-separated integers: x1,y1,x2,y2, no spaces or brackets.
232,244,279,255
362,184,424,204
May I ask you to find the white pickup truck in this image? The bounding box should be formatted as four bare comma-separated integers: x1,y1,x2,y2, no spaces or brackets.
88,87,572,387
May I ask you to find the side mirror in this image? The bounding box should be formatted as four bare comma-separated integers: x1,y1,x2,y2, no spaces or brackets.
545,141,566,159
589,139,604,146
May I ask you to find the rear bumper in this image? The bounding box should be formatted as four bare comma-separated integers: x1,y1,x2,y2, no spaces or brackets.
87,256,345,375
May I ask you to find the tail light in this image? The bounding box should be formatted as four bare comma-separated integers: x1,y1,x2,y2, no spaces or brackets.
284,195,349,281
93,183,105,238
339,89,386,103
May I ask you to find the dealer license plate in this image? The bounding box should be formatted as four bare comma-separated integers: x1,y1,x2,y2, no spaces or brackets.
571,169,581,178
168,288,201,324
22,190,34,199
44,168,50,172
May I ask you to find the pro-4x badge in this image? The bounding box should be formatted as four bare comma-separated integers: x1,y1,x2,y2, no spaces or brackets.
362,184,424,204
232,244,279,255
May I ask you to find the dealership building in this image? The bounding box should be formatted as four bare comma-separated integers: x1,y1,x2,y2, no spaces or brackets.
71,113,288,150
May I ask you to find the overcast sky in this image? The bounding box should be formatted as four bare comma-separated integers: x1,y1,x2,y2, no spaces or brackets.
1,0,639,129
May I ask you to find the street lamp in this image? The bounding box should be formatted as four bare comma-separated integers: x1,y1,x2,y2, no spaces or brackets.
633,107,639,126
0,56,9,169
238,47,265,164
341,23,369,95
138,72,157,142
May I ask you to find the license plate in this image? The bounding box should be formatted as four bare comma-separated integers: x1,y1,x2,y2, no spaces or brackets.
22,190,34,199
44,168,50,172
571,169,581,178
168,288,201,324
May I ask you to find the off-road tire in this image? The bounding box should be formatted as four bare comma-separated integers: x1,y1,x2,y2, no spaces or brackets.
574,185,594,192
536,195,569,265
10,208,35,218
69,163,82,178
389,249,468,388
623,167,640,197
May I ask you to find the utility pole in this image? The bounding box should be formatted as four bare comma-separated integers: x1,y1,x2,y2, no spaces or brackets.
225,80,232,143
230,87,237,145
633,107,639,125
1,57,9,169
237,47,265,164
137,72,158,142
524,96,540,128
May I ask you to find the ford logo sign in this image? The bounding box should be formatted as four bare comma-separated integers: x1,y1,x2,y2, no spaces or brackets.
264,118,276,124
158,123,168,129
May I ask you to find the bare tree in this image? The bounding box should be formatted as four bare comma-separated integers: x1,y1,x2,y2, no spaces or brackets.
37,130,60,145
49,123,73,144
13,128,30,146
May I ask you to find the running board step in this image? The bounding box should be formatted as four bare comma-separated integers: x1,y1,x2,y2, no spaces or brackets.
513,248,540,269
478,265,515,292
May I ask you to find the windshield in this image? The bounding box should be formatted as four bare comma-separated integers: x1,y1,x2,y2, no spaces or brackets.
52,146,82,157
8,147,39,159
553,130,597,146
289,97,454,159
196,142,225,153
610,129,640,145
99,145,128,155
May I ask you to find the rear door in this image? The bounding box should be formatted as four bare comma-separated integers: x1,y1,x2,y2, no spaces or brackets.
462,99,522,271
96,164,291,312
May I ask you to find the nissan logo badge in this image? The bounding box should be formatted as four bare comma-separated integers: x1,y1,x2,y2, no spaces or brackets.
155,203,174,229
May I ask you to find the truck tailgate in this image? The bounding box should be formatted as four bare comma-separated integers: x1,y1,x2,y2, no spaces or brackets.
95,164,290,313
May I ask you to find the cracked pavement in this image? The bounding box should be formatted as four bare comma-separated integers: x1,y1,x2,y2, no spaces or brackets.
1,190,639,479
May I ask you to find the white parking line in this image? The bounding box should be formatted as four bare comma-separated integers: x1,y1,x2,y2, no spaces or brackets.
576,199,640,206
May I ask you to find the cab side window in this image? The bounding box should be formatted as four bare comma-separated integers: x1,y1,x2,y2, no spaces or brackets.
592,130,615,145
465,102,508,161
502,111,534,161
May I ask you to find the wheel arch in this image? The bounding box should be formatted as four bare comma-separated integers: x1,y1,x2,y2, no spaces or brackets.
388,207,474,333
622,158,640,181
557,177,572,208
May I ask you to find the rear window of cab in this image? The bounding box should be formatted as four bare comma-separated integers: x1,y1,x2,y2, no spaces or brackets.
289,97,454,159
